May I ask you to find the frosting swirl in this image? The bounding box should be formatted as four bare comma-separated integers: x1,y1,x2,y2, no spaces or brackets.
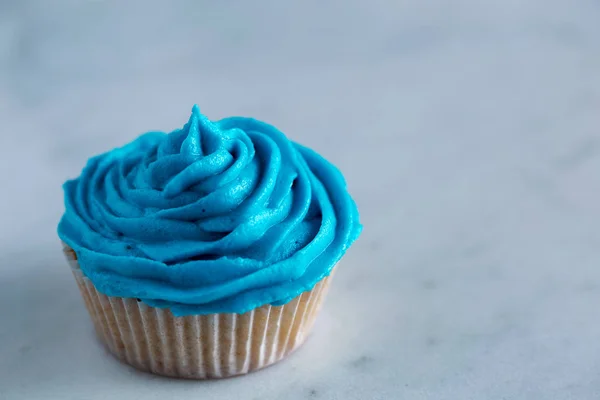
58,106,362,316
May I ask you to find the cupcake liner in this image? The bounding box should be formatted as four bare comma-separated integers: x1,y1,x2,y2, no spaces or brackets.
63,245,333,379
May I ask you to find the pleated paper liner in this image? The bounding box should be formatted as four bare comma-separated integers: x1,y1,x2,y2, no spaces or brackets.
63,245,334,379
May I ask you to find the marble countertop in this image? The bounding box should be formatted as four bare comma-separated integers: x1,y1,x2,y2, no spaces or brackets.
1,1,600,399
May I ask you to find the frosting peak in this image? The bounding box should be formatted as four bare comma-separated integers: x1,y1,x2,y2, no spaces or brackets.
58,106,362,316
181,105,222,158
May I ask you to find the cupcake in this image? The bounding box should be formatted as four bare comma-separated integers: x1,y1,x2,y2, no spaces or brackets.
58,106,362,379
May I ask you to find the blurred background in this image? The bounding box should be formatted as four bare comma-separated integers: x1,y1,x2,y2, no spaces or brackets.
1,1,600,399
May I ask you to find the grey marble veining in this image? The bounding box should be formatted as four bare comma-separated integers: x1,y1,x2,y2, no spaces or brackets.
1,0,600,399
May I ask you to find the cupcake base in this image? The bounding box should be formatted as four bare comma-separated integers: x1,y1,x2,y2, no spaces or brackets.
64,246,333,379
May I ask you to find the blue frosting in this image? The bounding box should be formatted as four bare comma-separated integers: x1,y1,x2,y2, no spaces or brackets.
58,106,362,316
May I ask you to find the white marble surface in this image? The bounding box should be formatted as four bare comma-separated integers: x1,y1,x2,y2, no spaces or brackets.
1,0,600,399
